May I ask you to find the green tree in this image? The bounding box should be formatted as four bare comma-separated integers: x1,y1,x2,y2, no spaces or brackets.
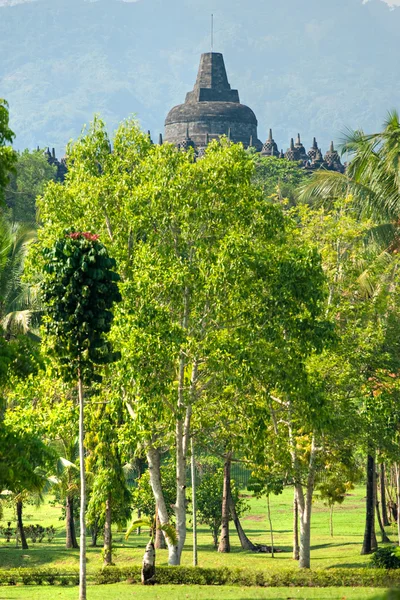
252,154,309,205
86,400,132,566
5,149,57,224
0,420,54,549
0,100,17,204
41,231,121,600
196,460,247,549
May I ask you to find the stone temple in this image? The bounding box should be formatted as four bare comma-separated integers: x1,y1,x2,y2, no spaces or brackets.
46,51,344,176
164,52,263,152
162,51,344,173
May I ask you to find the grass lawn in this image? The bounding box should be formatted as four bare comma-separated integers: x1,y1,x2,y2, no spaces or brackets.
0,584,392,600
0,485,391,572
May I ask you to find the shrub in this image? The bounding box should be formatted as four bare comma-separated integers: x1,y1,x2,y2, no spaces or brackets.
0,565,397,588
371,546,400,569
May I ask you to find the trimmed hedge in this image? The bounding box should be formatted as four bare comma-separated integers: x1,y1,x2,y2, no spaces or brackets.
0,569,80,586
0,565,397,588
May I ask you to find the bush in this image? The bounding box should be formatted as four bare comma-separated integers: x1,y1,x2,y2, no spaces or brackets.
371,546,400,569
0,565,397,588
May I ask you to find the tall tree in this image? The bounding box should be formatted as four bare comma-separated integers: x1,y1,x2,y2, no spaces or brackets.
41,232,121,600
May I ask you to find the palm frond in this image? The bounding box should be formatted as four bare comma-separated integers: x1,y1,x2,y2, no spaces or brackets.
125,517,153,539
160,523,178,546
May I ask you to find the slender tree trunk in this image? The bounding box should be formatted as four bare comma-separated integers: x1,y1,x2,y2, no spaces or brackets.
296,437,317,569
175,413,187,561
66,495,78,549
395,463,400,547
361,453,376,555
380,463,390,527
267,494,274,557
103,492,112,565
16,500,28,550
191,437,198,566
293,488,299,561
376,498,391,543
146,446,179,565
372,466,378,550
78,374,86,600
154,504,166,550
330,505,334,538
218,451,232,553
212,527,218,549
228,488,257,551
90,518,99,547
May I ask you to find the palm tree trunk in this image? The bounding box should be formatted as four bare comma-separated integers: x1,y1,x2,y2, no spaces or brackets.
218,452,232,553
361,453,377,555
103,492,112,565
66,495,78,548
16,500,28,550
78,373,86,600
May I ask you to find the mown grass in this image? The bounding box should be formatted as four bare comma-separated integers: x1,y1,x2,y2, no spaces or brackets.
0,584,394,600
1,484,390,573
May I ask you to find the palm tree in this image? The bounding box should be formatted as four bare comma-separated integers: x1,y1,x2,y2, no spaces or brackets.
300,110,400,237
299,111,400,298
0,219,38,336
50,437,80,549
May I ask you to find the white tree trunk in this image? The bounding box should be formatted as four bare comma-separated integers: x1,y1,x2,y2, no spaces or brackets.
78,374,86,600
146,446,179,565
191,437,198,566
296,437,317,569
176,415,187,561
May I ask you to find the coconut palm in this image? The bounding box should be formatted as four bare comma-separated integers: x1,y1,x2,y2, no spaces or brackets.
300,111,400,232
299,111,400,297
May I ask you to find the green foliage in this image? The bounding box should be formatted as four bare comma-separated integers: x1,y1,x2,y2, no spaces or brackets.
252,155,309,204
130,462,176,521
0,421,54,493
5,149,57,224
371,547,400,570
0,99,17,204
125,516,178,546
41,231,122,383
86,402,132,533
196,458,248,548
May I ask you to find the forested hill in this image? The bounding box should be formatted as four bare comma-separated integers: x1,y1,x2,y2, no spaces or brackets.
1,0,400,152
